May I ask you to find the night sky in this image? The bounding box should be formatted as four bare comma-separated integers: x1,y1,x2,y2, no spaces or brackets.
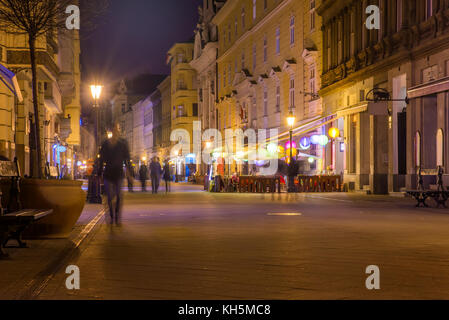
80,0,202,99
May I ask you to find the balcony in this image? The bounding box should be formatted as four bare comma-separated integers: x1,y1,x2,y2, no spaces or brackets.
7,50,59,78
173,88,197,100
172,114,196,126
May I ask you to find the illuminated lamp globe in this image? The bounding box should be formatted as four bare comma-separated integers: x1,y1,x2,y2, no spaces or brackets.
287,111,296,127
267,143,278,155
277,146,286,158
285,141,297,150
300,137,311,150
318,135,329,146
310,135,321,145
329,127,340,139
90,85,103,100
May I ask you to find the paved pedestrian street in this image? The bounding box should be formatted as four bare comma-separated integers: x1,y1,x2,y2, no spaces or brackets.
3,187,449,300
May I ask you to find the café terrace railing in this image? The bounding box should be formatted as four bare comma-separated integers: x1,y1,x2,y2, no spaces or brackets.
210,175,343,193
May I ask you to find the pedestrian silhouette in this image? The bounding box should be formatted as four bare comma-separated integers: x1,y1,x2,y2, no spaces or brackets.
150,157,162,194
162,159,171,193
98,123,131,225
139,163,149,192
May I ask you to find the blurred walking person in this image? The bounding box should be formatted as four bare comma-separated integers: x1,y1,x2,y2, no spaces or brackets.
127,165,135,192
150,157,162,194
139,162,149,192
162,159,171,193
98,123,131,225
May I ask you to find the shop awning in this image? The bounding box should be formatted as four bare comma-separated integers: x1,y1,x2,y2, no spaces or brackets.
407,77,449,99
0,64,23,102
271,115,336,144
336,103,368,118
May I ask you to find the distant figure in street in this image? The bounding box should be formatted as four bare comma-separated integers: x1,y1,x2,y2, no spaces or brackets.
139,163,149,192
150,157,162,194
127,165,135,192
162,159,171,193
98,123,131,225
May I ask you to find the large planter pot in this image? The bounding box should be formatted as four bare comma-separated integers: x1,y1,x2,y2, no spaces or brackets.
19,179,86,239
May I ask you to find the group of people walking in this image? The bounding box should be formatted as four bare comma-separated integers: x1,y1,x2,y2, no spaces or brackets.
135,158,171,194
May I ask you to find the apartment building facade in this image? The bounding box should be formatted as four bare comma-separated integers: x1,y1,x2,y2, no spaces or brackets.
167,42,199,177
212,0,324,174
0,27,81,177
318,0,449,193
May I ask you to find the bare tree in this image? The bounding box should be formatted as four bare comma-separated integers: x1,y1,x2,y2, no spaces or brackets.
0,0,108,178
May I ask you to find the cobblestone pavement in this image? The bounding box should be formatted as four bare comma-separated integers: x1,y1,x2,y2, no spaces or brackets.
3,187,449,300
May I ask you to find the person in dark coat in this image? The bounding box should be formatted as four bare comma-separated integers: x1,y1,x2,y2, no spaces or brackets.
162,160,171,193
149,157,162,194
127,165,135,192
139,163,149,192
98,123,131,225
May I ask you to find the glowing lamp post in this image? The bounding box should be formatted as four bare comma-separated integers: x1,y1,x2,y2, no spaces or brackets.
328,127,340,173
287,111,296,193
87,84,103,204
287,111,296,161
90,84,103,150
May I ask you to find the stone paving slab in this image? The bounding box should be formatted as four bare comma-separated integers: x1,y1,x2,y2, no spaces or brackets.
21,191,449,300
0,204,103,299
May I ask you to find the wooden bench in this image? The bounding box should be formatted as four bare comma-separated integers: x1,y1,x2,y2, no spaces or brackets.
0,158,53,259
406,167,449,208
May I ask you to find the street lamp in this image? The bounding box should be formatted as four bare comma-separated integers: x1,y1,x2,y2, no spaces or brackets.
90,84,103,150
87,84,103,204
287,111,296,160
287,111,296,193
